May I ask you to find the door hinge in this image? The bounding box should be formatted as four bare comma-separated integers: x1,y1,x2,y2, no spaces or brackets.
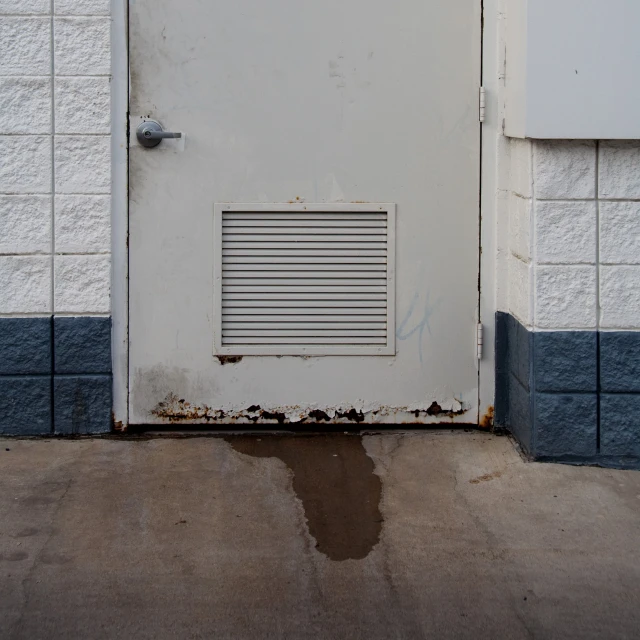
476,322,484,360
479,87,486,123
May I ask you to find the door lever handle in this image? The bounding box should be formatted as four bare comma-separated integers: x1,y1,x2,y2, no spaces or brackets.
144,130,181,140
137,120,182,148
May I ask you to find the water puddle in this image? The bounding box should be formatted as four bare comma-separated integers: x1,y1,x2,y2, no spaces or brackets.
227,434,383,561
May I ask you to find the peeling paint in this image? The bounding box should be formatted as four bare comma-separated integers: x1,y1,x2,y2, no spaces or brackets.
308,410,331,422
260,410,287,425
151,393,224,422
216,355,243,366
406,398,466,420
336,408,365,423
149,394,473,426
425,401,466,418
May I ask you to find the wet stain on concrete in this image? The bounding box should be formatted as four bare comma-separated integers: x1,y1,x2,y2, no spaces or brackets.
21,496,56,507
227,435,383,561
40,553,73,565
1,551,28,562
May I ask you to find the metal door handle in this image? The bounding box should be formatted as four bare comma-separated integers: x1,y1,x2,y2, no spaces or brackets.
137,120,182,148
145,130,181,140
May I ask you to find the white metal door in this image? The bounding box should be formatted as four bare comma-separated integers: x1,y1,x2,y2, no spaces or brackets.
128,0,482,425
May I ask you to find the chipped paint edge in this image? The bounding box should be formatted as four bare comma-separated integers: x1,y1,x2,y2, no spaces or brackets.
148,394,473,426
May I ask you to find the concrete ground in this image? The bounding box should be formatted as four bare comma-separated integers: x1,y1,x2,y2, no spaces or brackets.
1,431,640,640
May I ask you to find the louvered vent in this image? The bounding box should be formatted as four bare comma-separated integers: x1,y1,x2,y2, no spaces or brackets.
214,204,395,356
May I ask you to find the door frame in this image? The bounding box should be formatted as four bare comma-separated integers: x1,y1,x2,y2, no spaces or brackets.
111,0,129,429
478,0,500,426
110,0,499,428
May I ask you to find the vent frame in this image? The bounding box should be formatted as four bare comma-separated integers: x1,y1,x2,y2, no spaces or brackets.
213,203,396,356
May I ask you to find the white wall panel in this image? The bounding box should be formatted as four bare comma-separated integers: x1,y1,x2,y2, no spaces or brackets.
505,0,640,139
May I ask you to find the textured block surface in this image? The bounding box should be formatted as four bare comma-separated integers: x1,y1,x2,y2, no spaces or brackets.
0,256,51,313
54,0,110,15
0,376,51,435
534,393,598,458
599,142,640,199
55,77,110,134
494,312,510,427
53,17,110,75
54,195,110,253
600,394,640,457
535,201,596,264
509,374,533,454
533,141,596,200
534,331,597,392
0,195,51,254
494,313,640,465
600,266,640,329
54,255,110,313
0,77,51,134
535,265,597,329
509,256,532,327
0,0,49,12
54,316,111,374
54,375,112,434
0,0,112,376
0,317,51,375
54,135,110,194
508,193,531,262
510,138,532,198
0,136,51,193
508,314,532,390
0,17,50,75
599,202,640,265
600,332,640,393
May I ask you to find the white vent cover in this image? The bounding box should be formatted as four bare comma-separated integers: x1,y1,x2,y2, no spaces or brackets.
214,203,395,356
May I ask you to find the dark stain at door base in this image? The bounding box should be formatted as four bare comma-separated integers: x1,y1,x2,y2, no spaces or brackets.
226,435,383,561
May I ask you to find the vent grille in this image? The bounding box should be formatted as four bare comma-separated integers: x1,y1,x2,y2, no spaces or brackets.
214,204,395,355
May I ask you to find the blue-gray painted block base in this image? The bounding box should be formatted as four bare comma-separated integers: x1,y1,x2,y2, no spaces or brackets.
600,394,640,457
54,376,112,435
0,377,52,435
54,317,112,374
0,317,51,375
0,316,112,436
496,312,640,469
535,393,597,458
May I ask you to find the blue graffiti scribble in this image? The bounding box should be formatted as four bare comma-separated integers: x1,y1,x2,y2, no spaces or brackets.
396,291,440,364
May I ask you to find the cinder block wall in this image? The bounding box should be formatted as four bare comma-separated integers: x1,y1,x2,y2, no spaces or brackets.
0,1,112,435
499,139,640,467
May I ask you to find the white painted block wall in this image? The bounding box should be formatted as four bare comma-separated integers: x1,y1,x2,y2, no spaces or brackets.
0,0,111,316
507,139,640,331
